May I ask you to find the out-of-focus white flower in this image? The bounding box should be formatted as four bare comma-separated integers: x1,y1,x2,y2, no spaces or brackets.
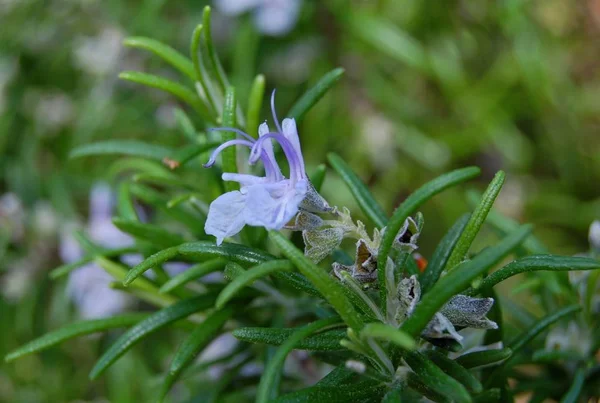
589,220,600,252
73,27,124,75
0,192,25,241
62,183,189,318
215,0,301,36
0,57,17,114
23,89,74,133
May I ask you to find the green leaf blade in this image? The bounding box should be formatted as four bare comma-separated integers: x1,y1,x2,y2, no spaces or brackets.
123,246,180,286
269,231,364,331
216,260,294,308
4,313,147,363
256,318,341,403
159,258,227,294
123,36,195,81
232,327,346,351
89,295,215,379
327,152,387,228
70,140,173,161
360,323,416,351
455,348,513,369
288,68,345,122
446,171,506,270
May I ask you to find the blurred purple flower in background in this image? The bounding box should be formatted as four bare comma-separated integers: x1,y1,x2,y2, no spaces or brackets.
215,0,301,36
60,183,187,318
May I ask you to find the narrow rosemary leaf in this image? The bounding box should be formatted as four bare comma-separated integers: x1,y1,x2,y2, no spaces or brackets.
48,247,139,279
123,37,195,81
178,241,273,265
112,218,186,248
107,158,175,180
216,260,294,308
89,295,215,379
288,68,345,122
221,87,238,192
117,182,139,221
202,6,230,93
269,231,364,331
360,323,416,351
246,74,265,138
420,213,470,293
309,164,327,192
232,327,346,351
348,13,427,71
559,367,585,403
406,372,450,403
446,170,506,270
378,167,481,315
381,386,402,403
123,246,180,286
256,318,342,403
401,225,532,338
473,389,501,403
403,351,471,403
168,142,220,167
424,350,482,393
507,304,581,355
174,108,198,141
316,366,356,386
467,255,600,295
466,190,549,254
119,71,212,122
327,152,387,228
4,313,147,362
190,24,217,113
160,307,233,401
70,140,173,161
159,258,226,294
274,380,384,403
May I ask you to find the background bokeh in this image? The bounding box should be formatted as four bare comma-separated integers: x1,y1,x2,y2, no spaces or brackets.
1,0,599,401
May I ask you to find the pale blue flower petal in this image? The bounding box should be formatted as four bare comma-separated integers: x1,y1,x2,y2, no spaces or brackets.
205,191,248,245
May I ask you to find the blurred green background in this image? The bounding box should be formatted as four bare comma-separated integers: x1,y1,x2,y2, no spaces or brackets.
1,0,599,401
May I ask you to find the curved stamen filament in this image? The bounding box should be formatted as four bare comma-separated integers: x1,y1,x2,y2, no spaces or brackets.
204,139,255,168
270,90,283,134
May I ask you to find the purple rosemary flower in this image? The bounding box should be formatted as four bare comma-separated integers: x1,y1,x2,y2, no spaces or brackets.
204,91,320,245
215,0,301,37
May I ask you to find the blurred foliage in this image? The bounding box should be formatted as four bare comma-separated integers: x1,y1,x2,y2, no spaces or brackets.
1,0,599,401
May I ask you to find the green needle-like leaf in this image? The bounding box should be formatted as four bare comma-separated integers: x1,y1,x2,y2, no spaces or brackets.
190,24,217,113
560,367,585,403
123,246,180,286
269,231,364,331
4,313,147,362
112,218,186,247
256,317,341,403
246,74,265,138
49,246,138,279
221,87,238,192
232,327,346,351
455,348,513,369
70,140,173,161
466,255,600,295
507,304,581,355
401,225,532,338
274,380,384,403
117,182,139,221
378,167,481,313
178,242,320,296
446,171,506,270
419,213,470,293
404,351,472,403
160,307,234,401
288,68,345,121
216,260,294,308
123,37,195,81
89,295,215,380
119,71,213,122
424,350,482,393
159,258,226,294
360,323,416,351
327,152,387,228
201,6,229,92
